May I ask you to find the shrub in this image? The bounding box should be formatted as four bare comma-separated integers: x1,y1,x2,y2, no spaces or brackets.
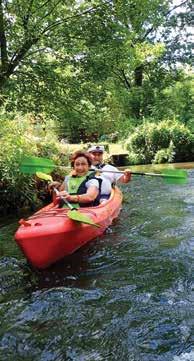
0,115,38,214
126,151,146,165
153,141,175,164
125,119,194,164
0,113,69,215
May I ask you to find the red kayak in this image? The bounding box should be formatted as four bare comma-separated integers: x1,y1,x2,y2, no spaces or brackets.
15,187,123,269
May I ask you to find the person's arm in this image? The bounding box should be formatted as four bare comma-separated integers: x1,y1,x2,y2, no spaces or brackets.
102,164,131,184
59,185,99,204
118,169,132,183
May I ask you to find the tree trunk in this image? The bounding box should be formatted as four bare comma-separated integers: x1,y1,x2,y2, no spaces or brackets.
134,65,143,87
0,0,8,94
0,0,8,70
132,64,144,118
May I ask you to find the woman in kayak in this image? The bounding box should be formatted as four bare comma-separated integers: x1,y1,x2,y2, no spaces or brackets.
50,151,102,207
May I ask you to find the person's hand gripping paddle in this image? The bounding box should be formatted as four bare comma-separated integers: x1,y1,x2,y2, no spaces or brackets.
36,172,100,227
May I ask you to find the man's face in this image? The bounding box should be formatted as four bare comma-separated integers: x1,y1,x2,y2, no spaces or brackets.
90,152,103,165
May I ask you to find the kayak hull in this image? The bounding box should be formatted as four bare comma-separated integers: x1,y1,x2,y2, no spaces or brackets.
14,187,123,269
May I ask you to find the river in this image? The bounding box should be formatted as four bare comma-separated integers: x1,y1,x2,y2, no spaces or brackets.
0,163,193,361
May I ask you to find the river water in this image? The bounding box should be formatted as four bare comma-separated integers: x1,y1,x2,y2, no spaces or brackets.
0,164,193,361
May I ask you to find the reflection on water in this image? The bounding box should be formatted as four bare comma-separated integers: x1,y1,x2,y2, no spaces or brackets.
0,165,193,361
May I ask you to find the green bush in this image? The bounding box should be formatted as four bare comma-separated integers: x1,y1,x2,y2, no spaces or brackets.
126,151,146,165
125,119,194,164
0,113,68,215
0,115,37,214
153,141,175,164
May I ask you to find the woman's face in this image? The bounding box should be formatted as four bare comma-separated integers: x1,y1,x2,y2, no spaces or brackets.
74,156,89,176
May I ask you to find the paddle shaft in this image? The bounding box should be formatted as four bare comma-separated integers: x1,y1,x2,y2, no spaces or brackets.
35,165,180,178
21,157,187,183
54,188,75,210
21,157,186,180
25,163,153,175
97,169,184,179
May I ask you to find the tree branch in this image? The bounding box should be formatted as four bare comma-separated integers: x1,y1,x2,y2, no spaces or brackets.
121,69,131,89
6,37,39,78
0,0,112,89
37,0,63,23
113,69,131,90
35,0,56,13
141,0,189,41
40,3,109,36
23,0,34,30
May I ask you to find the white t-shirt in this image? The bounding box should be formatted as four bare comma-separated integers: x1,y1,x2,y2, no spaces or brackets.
94,164,123,195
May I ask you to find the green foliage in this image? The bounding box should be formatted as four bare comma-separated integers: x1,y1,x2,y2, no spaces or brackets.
0,114,37,214
0,112,69,214
0,0,193,144
125,120,194,164
153,141,175,164
149,75,194,123
126,151,145,166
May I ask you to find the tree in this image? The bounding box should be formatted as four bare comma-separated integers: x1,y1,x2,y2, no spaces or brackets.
77,0,192,119
0,0,112,92
0,0,192,142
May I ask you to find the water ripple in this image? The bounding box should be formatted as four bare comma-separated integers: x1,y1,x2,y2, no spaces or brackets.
0,168,194,360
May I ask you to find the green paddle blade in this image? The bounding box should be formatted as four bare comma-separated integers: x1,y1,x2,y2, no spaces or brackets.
67,210,100,227
36,172,53,182
162,169,188,185
20,156,55,174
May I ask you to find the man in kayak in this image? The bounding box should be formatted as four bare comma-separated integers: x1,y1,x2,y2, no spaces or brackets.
49,151,102,207
88,145,131,201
